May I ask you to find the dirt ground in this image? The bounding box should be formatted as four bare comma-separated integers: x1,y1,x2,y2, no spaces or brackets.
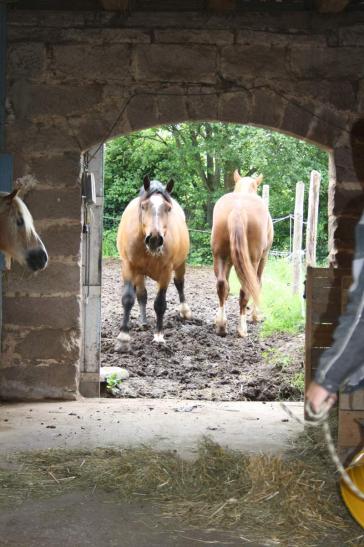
101,259,304,401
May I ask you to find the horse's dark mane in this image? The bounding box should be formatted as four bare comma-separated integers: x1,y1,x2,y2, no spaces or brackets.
139,180,172,204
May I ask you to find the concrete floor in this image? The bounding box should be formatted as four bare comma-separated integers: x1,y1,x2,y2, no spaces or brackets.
0,398,303,457
0,399,305,547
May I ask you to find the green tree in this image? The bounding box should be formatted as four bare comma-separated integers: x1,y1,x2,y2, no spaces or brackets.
103,123,329,264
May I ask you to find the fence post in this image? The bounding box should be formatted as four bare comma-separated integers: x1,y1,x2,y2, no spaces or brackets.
305,170,321,267
292,181,305,295
262,184,269,209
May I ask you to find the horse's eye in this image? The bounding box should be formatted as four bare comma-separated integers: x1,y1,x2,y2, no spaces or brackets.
17,216,24,227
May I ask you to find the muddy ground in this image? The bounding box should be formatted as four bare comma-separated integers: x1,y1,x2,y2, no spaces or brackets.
101,259,304,401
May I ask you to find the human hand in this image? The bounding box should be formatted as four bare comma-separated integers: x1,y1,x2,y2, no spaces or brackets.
306,382,337,414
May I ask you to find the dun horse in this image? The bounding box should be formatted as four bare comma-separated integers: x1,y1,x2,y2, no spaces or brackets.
0,189,48,271
211,170,273,337
115,176,191,351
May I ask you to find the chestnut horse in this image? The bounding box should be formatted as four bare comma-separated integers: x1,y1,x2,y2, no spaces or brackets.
115,176,191,351
211,170,273,337
0,189,48,271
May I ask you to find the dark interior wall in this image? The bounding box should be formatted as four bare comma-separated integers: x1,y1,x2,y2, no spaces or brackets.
1,8,363,399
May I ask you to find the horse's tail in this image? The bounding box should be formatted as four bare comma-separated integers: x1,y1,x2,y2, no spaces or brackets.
228,208,260,305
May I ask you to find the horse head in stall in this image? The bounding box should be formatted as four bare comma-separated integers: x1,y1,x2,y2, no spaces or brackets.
211,170,273,337
0,189,48,271
115,175,191,351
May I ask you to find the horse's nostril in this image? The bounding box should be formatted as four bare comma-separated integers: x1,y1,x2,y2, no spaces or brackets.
145,235,151,246
26,249,48,272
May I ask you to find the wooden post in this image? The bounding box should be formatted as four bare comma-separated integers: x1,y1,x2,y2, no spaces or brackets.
262,184,269,209
306,170,321,267
292,181,305,294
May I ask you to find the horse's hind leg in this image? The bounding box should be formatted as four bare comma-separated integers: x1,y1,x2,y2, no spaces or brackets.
214,256,231,336
238,288,249,337
250,256,267,323
135,275,148,327
174,263,192,320
115,279,135,352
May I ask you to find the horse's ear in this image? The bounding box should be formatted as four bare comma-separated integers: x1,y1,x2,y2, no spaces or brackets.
166,179,174,194
233,169,241,183
255,174,264,187
143,175,151,191
4,189,19,202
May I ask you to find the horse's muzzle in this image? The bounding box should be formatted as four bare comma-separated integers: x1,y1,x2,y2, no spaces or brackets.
26,248,48,271
145,234,164,252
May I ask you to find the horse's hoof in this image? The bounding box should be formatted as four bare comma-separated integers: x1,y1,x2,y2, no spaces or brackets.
238,328,248,338
114,331,131,353
153,333,166,344
179,303,192,320
216,326,227,337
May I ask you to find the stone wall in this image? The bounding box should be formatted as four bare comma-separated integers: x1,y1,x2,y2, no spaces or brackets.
1,9,363,399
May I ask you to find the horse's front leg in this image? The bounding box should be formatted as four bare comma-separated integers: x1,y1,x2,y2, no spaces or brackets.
135,275,148,327
174,263,192,320
115,280,135,352
153,270,172,344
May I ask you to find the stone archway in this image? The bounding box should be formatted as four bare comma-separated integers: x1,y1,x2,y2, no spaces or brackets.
1,9,362,400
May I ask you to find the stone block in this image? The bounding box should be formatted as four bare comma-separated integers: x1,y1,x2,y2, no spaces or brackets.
290,46,364,80
251,89,286,131
306,106,346,148
6,124,78,155
157,92,187,125
185,92,218,122
3,295,80,329
281,100,313,141
339,25,364,47
126,94,158,132
154,29,233,45
218,91,252,124
41,224,82,257
236,30,326,47
6,262,81,295
221,45,289,82
332,188,364,216
26,153,81,187
333,215,361,243
51,44,132,82
8,43,46,78
134,45,217,84
0,362,79,401
15,328,80,362
24,187,81,221
10,82,104,119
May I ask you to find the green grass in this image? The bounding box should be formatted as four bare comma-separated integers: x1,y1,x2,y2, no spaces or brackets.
229,257,305,337
103,228,118,257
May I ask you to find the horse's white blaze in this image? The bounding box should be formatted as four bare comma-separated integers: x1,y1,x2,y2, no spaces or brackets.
179,302,192,319
150,194,165,233
238,313,248,337
153,332,165,344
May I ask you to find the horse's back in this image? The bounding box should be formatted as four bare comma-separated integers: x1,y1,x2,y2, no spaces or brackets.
212,191,272,256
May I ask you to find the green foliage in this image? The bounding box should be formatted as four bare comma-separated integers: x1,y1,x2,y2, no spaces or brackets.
103,228,118,257
104,123,329,263
291,372,305,392
229,258,305,337
106,372,123,394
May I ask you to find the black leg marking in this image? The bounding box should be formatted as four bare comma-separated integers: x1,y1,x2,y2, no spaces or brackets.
154,288,167,333
137,287,148,326
121,281,135,332
174,277,185,304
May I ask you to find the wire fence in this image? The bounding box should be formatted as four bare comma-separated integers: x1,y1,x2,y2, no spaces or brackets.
103,212,299,258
